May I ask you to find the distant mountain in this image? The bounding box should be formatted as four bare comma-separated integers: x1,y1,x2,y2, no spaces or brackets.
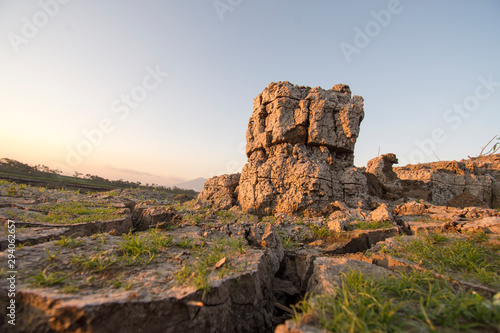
174,177,207,192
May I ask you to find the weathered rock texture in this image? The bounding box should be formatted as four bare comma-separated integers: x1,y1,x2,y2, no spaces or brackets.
394,154,500,208
197,174,240,210
366,153,403,197
0,226,281,333
237,82,368,216
367,154,400,184
131,203,178,231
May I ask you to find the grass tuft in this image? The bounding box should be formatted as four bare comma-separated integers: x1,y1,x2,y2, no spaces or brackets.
36,201,122,224
57,235,84,248
293,269,500,332
281,234,299,249
387,232,500,288
309,224,332,238
351,219,394,230
72,252,117,272
29,265,70,287
174,236,248,297
118,230,173,265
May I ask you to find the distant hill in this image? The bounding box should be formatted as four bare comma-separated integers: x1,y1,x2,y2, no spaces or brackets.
0,157,198,196
174,177,207,192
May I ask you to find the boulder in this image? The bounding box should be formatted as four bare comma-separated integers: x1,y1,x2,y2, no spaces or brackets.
461,206,500,219
248,223,284,274
327,218,347,233
370,203,393,222
132,204,178,231
238,82,368,216
197,174,240,210
366,153,403,195
393,201,427,216
0,228,278,333
307,257,393,295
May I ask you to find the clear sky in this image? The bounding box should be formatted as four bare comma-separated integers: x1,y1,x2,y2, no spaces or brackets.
1,0,499,186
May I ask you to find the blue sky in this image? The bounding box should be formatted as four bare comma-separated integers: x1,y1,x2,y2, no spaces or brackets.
1,0,499,186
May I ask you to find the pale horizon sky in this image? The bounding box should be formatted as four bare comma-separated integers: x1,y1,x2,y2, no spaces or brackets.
1,0,499,186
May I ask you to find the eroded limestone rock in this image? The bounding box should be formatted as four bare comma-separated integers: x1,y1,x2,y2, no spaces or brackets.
132,204,178,231
0,227,278,333
370,203,393,222
395,155,500,208
238,82,368,216
307,257,393,295
366,153,403,195
393,201,427,216
197,174,240,210
460,217,500,234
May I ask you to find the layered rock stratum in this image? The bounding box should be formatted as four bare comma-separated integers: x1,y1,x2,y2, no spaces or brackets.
394,154,500,208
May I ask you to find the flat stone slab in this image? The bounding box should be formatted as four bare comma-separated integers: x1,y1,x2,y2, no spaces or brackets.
0,227,70,250
406,220,444,233
13,216,133,238
307,257,394,295
0,226,279,333
460,217,500,234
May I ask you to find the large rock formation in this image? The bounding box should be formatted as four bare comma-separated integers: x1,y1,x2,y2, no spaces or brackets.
237,82,368,216
197,81,500,214
198,82,368,216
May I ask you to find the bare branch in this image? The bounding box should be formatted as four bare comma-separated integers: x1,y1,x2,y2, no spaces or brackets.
477,135,499,157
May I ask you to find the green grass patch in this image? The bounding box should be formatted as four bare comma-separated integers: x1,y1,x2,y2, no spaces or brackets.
29,265,71,287
57,235,84,248
45,248,57,262
174,236,248,296
351,219,394,230
215,210,236,222
293,269,500,333
281,234,300,249
309,224,332,238
118,229,173,264
108,274,133,290
182,213,204,225
72,252,118,272
308,224,350,243
387,232,500,288
36,201,122,224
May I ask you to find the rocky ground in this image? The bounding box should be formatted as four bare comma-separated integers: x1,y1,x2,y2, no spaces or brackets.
1,82,499,332
1,179,499,332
